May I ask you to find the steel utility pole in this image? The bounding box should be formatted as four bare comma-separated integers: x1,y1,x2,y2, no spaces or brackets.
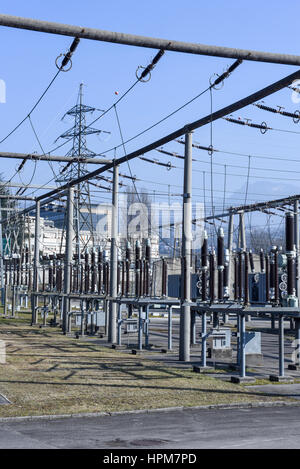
62,187,74,334
108,164,119,344
294,200,300,300
2,14,300,65
31,200,40,325
179,132,193,362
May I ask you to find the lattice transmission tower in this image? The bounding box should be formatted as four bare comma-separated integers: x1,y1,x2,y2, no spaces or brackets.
56,83,110,257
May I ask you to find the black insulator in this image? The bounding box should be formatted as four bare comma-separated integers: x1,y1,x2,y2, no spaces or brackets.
139,259,143,296
218,269,223,301
287,257,295,296
260,249,265,272
201,270,207,301
286,212,294,252
209,252,215,304
135,243,141,265
126,259,130,296
201,236,208,268
265,255,270,302
217,231,224,267
140,49,165,79
226,117,246,125
227,58,243,74
61,37,80,68
213,59,242,87
162,258,167,297
270,258,275,290
151,49,165,65
244,251,249,305
135,263,140,297
98,248,103,264
49,264,53,289
224,263,229,288
145,242,151,262
274,249,279,303
249,250,255,272
126,244,131,262
25,246,29,264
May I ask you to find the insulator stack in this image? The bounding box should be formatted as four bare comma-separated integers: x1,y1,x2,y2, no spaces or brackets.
249,250,255,273
217,228,224,301
260,249,265,273
286,212,295,253
135,241,141,297
244,251,249,305
91,249,97,293
121,260,125,296
84,250,90,294
285,212,296,299
209,250,215,304
238,250,243,301
270,249,275,299
274,248,279,303
287,257,295,296
98,247,103,294
200,232,207,301
201,231,208,269
265,254,270,302
224,249,230,298
162,258,167,297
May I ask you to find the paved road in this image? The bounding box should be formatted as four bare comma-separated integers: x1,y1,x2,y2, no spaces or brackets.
1,405,300,449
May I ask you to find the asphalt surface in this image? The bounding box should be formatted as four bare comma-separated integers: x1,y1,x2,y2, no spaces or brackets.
1,405,300,449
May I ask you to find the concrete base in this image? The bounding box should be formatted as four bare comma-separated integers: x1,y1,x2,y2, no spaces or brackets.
269,375,294,383
231,376,256,384
193,365,214,373
288,364,300,371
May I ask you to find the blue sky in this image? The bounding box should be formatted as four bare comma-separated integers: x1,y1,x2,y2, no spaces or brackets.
0,0,300,234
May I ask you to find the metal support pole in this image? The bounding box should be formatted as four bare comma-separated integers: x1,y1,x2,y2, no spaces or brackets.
0,199,4,305
201,312,207,367
179,132,192,362
31,200,40,325
294,200,300,298
138,306,143,351
108,164,119,344
3,14,300,66
62,187,74,333
240,314,246,378
145,305,150,348
191,311,196,345
117,303,122,346
279,315,285,377
168,306,173,350
237,314,241,366
296,319,300,366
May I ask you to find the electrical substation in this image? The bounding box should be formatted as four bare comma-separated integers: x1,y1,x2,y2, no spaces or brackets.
1,13,300,390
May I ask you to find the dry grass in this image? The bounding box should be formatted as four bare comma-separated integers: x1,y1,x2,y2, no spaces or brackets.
0,316,294,418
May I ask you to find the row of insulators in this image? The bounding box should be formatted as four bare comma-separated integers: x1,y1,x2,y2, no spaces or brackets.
199,211,297,304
